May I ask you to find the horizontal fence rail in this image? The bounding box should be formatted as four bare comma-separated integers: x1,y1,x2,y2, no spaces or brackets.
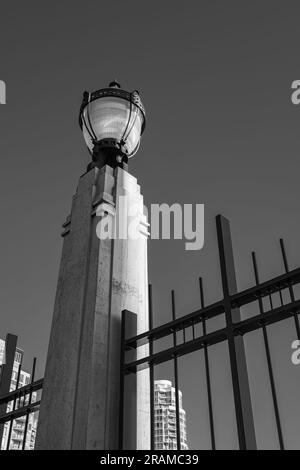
125,267,300,354
124,295,300,373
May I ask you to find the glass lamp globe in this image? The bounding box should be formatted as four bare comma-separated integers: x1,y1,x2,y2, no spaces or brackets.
79,81,146,169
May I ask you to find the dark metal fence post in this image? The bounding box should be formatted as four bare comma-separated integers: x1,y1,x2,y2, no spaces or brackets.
216,215,256,450
171,290,181,451
148,284,155,450
0,334,18,447
119,310,126,450
252,252,284,449
22,357,36,450
199,278,216,450
119,310,137,450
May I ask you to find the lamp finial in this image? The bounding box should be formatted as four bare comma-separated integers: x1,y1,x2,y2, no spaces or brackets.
109,80,121,89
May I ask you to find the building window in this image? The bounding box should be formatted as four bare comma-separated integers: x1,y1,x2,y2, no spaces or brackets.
14,352,22,364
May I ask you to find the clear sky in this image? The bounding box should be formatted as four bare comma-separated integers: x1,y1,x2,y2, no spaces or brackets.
0,0,300,449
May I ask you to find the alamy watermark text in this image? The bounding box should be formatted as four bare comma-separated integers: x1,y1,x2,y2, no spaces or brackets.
0,80,6,104
96,197,204,251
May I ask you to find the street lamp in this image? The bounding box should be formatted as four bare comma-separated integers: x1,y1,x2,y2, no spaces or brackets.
79,81,146,170
37,80,150,451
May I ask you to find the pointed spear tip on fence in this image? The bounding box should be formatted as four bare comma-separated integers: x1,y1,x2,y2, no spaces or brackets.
216,213,229,223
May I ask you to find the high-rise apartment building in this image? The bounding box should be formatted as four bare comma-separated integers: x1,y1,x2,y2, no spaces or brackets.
0,339,38,450
154,380,188,450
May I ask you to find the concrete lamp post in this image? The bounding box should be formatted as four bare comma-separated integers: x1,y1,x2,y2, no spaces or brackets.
36,82,150,450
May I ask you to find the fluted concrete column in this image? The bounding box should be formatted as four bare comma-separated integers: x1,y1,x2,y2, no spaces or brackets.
36,165,150,450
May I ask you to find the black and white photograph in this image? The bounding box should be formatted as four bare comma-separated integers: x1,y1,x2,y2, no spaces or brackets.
0,0,300,456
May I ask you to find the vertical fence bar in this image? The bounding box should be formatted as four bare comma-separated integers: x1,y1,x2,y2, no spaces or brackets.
6,362,22,450
148,284,155,450
171,290,181,451
199,277,216,450
278,289,284,306
268,293,273,310
252,252,284,450
22,357,36,450
216,215,256,450
280,239,300,340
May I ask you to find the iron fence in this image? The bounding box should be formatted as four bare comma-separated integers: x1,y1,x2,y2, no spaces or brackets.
0,337,43,450
1,214,300,450
120,214,300,450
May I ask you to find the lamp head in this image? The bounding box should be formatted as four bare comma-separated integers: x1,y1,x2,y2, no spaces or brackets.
79,81,146,170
